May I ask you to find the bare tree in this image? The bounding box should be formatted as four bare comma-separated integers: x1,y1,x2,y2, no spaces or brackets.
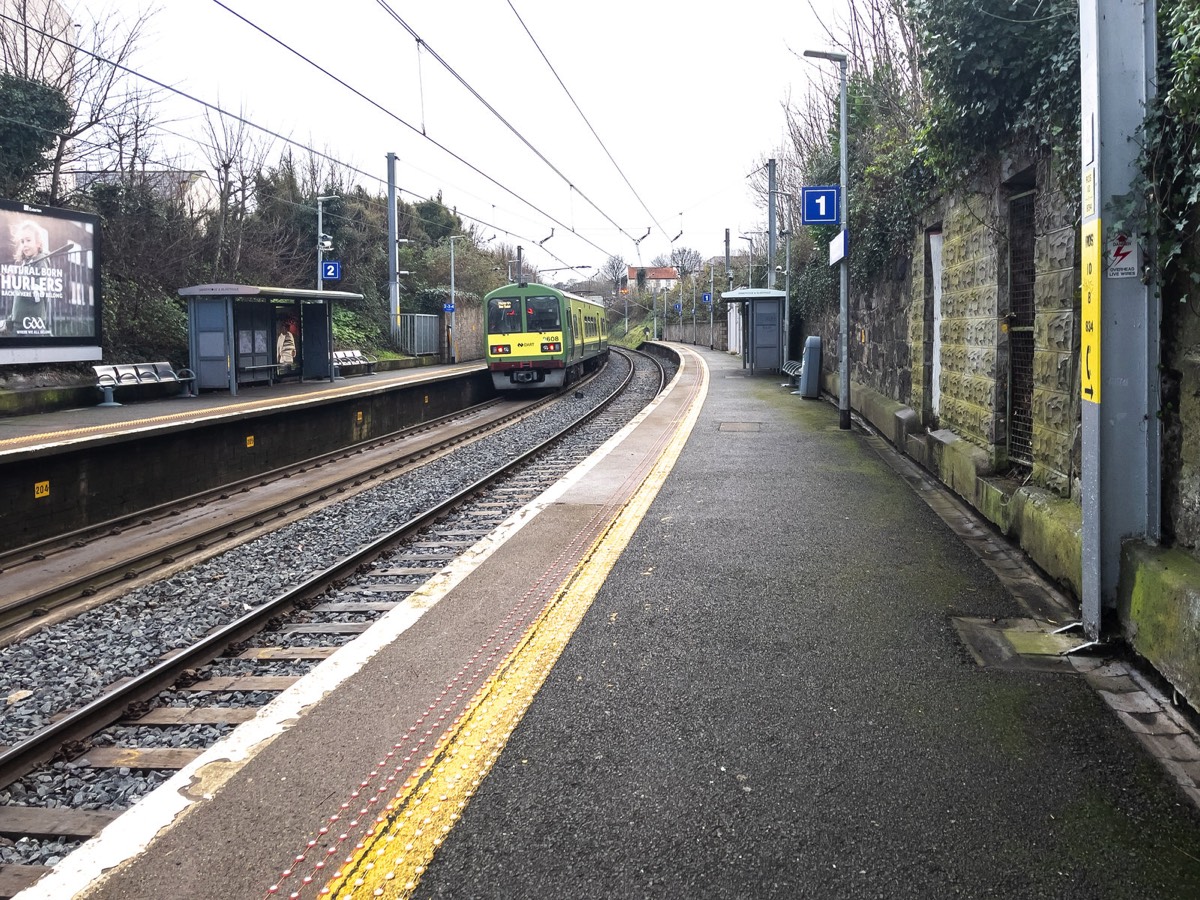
1,1,157,202
669,246,703,281
201,106,273,278
599,254,626,294
0,0,75,83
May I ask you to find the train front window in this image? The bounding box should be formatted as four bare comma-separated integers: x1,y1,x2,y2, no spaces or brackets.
488,298,523,334
526,296,561,332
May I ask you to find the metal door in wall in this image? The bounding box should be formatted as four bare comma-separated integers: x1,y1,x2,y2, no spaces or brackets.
750,299,781,374
1007,192,1036,470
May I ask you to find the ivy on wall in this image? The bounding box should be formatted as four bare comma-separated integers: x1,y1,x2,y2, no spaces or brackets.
1134,0,1200,286
791,1,1081,318
908,0,1080,189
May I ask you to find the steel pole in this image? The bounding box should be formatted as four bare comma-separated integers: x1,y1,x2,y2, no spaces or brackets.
837,57,850,429
316,198,324,291
449,236,459,363
387,154,399,341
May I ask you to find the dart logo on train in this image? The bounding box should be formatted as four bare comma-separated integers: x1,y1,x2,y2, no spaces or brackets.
485,281,609,390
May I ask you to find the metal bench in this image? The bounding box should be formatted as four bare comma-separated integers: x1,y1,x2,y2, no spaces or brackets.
93,362,196,407
332,349,377,377
237,363,285,385
781,359,804,389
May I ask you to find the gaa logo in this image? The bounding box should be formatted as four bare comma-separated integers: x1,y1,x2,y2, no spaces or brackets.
22,316,47,330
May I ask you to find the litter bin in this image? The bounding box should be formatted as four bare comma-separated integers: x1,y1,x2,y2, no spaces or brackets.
798,335,821,399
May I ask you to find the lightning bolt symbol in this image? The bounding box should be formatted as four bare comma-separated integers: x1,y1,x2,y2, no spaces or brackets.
1113,239,1132,266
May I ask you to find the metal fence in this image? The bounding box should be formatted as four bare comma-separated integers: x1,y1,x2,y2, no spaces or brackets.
396,313,440,357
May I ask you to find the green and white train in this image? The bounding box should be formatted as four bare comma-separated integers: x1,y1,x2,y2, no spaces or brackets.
485,282,609,391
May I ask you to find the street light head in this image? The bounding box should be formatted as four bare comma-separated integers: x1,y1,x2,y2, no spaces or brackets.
804,49,847,63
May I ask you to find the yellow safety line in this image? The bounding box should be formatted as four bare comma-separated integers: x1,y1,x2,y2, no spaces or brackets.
324,353,708,899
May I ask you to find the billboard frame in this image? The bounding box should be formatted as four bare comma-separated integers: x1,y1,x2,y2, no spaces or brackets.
0,197,102,364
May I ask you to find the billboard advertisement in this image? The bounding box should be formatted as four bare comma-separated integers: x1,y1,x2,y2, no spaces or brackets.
0,198,102,363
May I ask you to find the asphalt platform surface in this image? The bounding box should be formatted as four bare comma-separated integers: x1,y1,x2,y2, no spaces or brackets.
412,347,1200,899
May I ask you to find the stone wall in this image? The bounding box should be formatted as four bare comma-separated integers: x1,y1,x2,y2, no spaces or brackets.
1030,160,1079,494
806,155,1080,503
854,269,914,403
938,192,1003,458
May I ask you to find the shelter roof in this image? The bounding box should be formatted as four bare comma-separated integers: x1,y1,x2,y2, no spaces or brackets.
178,284,364,302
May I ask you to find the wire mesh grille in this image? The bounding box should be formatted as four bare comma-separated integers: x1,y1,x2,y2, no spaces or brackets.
1008,193,1036,470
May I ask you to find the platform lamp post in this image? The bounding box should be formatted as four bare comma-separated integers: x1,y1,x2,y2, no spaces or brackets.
739,234,754,288
804,48,850,429
391,238,411,336
773,189,795,360
709,260,719,348
316,195,336,290
777,230,792,361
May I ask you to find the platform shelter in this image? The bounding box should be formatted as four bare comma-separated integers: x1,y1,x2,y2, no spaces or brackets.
721,287,785,375
179,284,364,395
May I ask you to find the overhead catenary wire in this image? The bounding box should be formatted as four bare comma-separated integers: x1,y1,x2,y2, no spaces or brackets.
368,0,646,252
0,11,591,273
502,0,672,245
207,1,619,263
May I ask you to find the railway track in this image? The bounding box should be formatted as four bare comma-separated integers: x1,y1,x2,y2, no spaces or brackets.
0,393,561,639
0,347,666,898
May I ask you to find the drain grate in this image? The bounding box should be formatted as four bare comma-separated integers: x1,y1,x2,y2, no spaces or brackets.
952,616,1088,673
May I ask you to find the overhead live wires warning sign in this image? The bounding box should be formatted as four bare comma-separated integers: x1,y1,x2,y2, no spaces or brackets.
1081,218,1102,404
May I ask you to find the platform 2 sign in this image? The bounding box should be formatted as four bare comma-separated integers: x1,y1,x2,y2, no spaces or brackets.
0,198,102,362
1081,219,1101,404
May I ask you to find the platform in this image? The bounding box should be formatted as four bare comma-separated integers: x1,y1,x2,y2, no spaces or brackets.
0,361,484,455
18,345,1200,900
0,361,491,552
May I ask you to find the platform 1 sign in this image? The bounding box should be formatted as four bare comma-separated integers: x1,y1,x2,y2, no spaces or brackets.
801,186,840,225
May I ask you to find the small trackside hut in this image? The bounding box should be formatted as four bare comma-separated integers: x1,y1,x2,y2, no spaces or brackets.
179,284,364,395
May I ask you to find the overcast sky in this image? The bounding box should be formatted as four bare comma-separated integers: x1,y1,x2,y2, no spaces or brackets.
71,0,847,278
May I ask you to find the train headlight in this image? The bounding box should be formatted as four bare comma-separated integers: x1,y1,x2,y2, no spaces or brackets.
490,344,511,355
540,342,561,352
